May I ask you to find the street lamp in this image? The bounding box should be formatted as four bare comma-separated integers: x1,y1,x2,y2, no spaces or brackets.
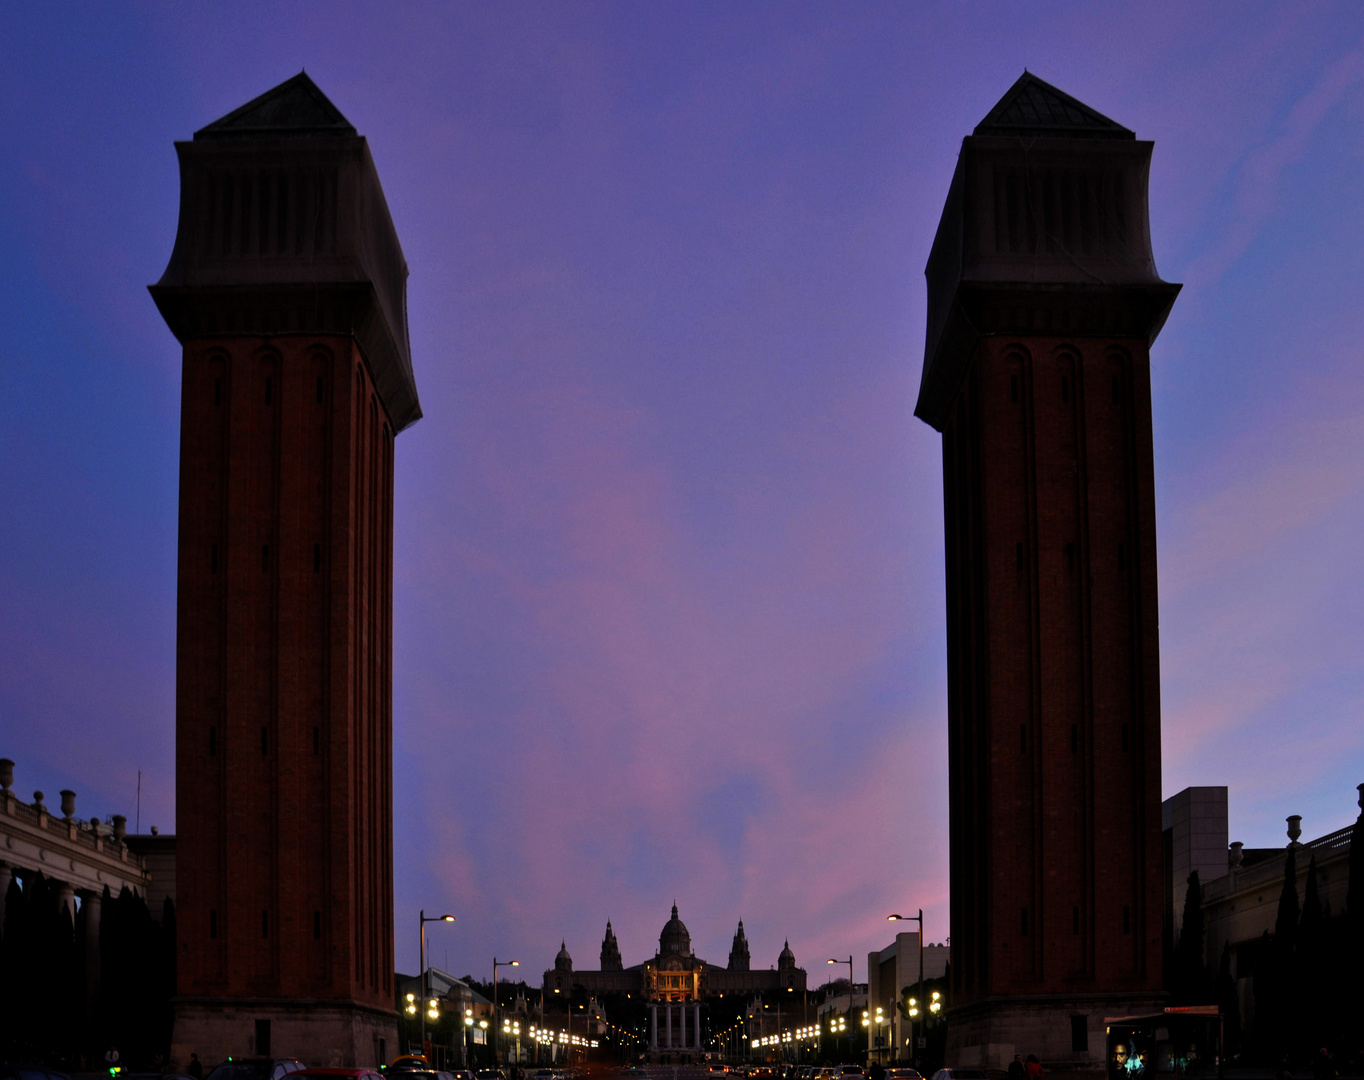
886,912,925,1068
493,958,520,1065
419,911,457,1058
826,958,853,1061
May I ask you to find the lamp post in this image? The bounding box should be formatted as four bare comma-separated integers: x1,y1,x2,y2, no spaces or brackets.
420,911,457,1060
493,958,520,1065
826,958,853,1062
886,911,924,1068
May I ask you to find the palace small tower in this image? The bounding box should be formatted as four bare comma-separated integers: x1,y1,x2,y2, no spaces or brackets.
151,73,420,1065
601,921,623,971
727,920,750,972
916,73,1178,1067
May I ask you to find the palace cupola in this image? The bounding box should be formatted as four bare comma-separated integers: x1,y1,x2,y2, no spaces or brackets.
778,940,796,971
554,941,573,974
659,904,691,957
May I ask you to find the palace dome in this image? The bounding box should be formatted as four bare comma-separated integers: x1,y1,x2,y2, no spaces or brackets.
555,940,573,972
659,904,691,957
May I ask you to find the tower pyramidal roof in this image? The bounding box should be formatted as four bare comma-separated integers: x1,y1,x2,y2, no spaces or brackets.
974,71,1133,140
196,71,357,140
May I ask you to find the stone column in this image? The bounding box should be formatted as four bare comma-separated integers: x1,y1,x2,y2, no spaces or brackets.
0,863,11,932
679,1003,686,1049
56,881,76,924
80,889,102,1015
666,1004,672,1049
650,1005,657,1052
694,1004,701,1051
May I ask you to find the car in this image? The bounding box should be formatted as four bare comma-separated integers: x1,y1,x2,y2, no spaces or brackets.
125,1074,197,1080
0,1068,72,1080
293,1071,384,1080
207,1060,306,1080
389,1061,430,1074
474,1072,505,1080
931,1072,989,1080
838,1070,866,1080
886,1071,922,1080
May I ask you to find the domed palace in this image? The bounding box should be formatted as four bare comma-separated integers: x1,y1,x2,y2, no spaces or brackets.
543,904,806,1001
542,905,806,1059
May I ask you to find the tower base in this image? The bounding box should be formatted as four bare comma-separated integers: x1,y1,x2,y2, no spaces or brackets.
945,994,1165,1074
171,997,399,1069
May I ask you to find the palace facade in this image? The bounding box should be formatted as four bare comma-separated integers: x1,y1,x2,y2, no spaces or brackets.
543,906,806,1002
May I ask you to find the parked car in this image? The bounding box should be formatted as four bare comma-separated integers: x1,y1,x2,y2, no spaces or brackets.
293,1070,384,1080
207,1059,306,1080
0,1068,72,1080
389,1060,430,1074
886,1070,922,1080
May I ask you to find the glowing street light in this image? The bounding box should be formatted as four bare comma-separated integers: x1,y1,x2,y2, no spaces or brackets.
418,911,457,1054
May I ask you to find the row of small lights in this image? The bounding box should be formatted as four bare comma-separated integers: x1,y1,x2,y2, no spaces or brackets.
526,1024,597,1049
745,994,941,1051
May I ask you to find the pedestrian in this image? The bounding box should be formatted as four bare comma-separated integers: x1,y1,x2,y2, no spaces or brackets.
869,1061,886,1080
105,1046,121,1075
1008,1055,1025,1080
188,1054,204,1080
1274,1057,1294,1080
1312,1049,1336,1080
1025,1055,1043,1080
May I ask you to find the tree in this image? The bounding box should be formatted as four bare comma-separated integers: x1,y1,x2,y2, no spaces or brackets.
1214,941,1240,1055
1171,871,1209,1004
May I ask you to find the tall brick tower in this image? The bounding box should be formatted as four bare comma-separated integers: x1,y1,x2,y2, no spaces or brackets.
151,74,419,1066
915,74,1179,1067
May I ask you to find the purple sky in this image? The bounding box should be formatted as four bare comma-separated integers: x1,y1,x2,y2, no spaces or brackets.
3,3,1364,981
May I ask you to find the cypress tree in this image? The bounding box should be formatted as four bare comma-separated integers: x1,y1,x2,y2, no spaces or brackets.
1271,845,1301,1058
1173,870,1208,1003
0,874,29,1060
1214,940,1240,1055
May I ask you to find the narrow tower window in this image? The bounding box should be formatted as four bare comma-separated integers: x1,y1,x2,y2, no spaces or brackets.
265,377,273,405
1015,542,1023,572
214,377,222,406
1061,375,1070,403
1010,374,1019,403
316,375,324,404
313,543,321,573
261,727,268,755
262,545,269,572
1112,376,1122,405
209,726,217,757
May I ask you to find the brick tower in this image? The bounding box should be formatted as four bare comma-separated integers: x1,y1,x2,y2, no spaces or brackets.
915,74,1179,1067
151,74,419,1066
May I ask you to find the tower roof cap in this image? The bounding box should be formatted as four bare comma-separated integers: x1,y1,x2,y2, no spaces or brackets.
974,72,1134,141
196,72,358,140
